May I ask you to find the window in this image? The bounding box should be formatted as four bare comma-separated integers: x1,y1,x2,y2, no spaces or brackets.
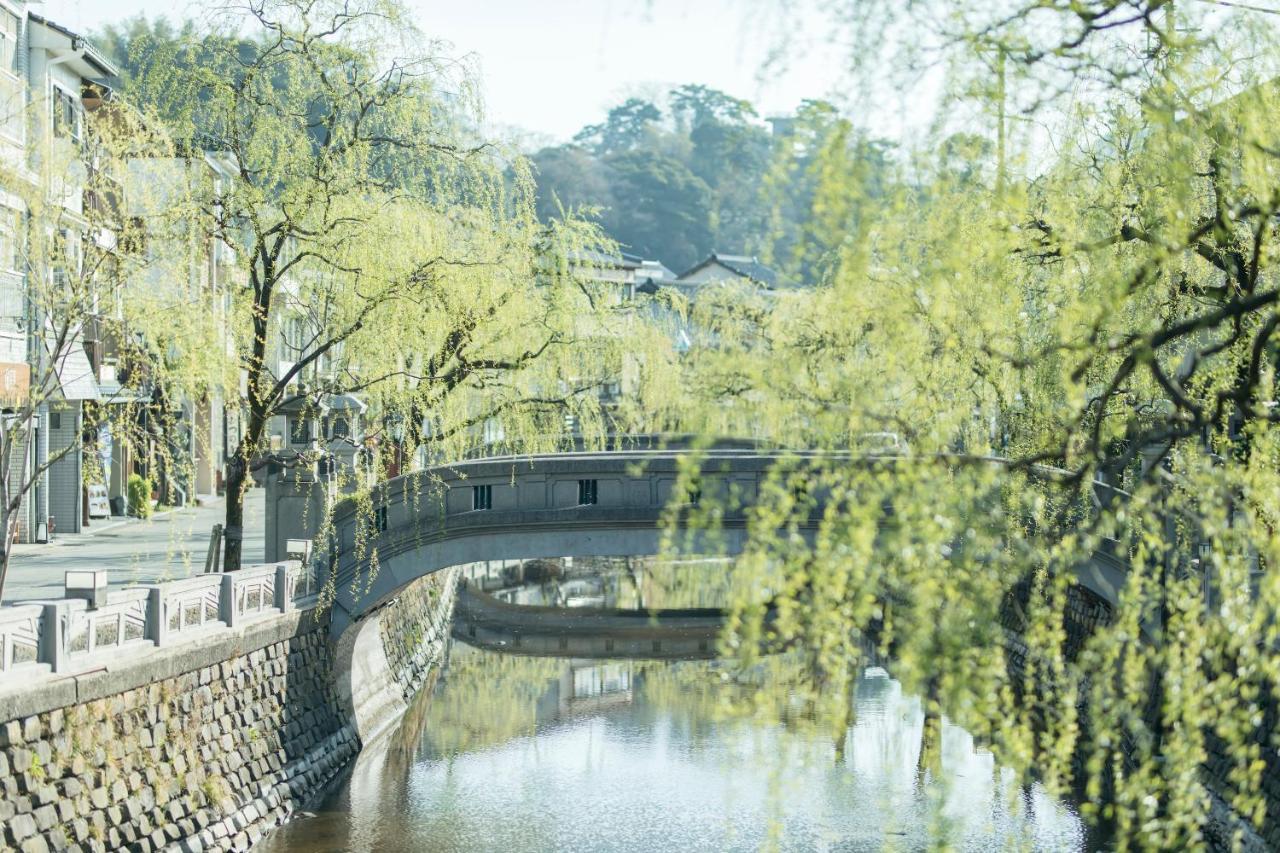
285,317,306,356
688,484,701,506
52,87,81,143
290,417,312,444
0,12,19,141
362,506,388,538
482,417,504,445
0,208,19,273
330,416,349,440
53,229,81,287
578,479,598,506
0,11,17,75
472,484,492,511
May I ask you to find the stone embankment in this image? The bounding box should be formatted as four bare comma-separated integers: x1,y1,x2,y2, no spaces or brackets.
1000,576,1274,852
0,565,459,853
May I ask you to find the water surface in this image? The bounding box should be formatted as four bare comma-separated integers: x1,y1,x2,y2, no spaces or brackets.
265,558,1087,851
263,647,1086,852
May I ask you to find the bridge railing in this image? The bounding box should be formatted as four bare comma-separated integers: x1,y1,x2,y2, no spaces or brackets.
154,574,224,640
0,603,43,675
63,587,150,662
0,560,307,679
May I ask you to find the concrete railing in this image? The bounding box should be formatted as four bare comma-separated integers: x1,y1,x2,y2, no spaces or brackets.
0,603,42,673
0,560,306,678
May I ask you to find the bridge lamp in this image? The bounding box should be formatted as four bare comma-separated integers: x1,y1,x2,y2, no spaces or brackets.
388,412,406,443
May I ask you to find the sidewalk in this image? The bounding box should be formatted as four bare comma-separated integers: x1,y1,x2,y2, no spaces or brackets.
1,488,267,605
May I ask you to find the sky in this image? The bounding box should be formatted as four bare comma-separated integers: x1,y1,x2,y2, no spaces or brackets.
37,0,853,144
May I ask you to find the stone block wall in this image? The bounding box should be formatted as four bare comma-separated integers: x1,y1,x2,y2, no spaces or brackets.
0,612,351,853
1000,578,1275,852
0,569,460,853
378,567,459,702
1200,682,1279,852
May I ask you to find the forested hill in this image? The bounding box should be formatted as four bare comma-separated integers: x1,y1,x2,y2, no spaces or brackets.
532,86,896,281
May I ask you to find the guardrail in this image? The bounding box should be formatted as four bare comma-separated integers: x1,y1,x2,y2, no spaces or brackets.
0,560,307,678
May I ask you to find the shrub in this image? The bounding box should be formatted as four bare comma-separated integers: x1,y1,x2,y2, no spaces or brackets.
127,474,153,518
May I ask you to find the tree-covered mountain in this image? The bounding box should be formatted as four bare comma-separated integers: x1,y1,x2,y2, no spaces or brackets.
533,85,895,282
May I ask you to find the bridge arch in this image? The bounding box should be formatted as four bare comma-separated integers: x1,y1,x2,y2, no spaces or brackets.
283,447,1132,738
322,449,805,638
305,449,1128,638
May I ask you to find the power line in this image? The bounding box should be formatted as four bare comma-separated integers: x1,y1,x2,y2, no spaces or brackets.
1195,0,1280,16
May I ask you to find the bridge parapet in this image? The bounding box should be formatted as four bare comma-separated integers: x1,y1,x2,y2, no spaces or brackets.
313,449,851,636
282,448,1129,638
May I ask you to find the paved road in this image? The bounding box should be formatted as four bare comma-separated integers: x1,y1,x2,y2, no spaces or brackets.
0,489,266,605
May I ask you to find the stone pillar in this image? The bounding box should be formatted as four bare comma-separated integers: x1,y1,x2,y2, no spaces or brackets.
264,467,326,563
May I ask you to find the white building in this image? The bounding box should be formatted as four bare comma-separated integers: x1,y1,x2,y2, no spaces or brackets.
0,7,119,540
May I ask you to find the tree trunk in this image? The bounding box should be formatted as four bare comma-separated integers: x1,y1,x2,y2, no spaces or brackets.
223,452,247,573
0,510,14,604
223,403,268,572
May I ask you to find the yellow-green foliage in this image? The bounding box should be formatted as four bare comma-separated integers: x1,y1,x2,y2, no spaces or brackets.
653,3,1280,849
419,648,561,755
106,0,680,571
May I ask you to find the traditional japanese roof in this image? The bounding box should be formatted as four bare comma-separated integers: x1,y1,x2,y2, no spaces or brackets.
677,253,783,288
570,249,642,270
326,393,367,413
638,259,676,281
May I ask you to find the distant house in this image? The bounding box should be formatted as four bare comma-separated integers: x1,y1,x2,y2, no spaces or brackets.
671,252,785,298
567,248,642,303
635,259,676,295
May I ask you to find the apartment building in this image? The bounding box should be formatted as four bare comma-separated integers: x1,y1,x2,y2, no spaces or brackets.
0,7,120,540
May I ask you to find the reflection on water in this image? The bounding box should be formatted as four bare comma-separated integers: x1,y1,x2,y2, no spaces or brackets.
467,556,734,611
262,559,1088,852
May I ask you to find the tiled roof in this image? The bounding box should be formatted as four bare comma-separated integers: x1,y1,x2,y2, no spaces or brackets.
677,253,784,288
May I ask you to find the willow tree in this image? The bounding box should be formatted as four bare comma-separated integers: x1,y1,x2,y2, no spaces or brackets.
657,1,1280,848
112,0,656,571
0,97,193,601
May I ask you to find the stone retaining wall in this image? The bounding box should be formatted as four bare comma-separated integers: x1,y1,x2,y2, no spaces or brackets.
0,573,460,853
1000,579,1274,852
377,568,459,702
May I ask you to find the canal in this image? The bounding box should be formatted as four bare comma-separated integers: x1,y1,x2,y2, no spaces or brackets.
261,558,1088,852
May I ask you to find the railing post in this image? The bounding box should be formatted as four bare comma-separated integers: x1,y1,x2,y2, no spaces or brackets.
40,601,67,674
275,563,291,612
219,573,237,628
147,586,166,646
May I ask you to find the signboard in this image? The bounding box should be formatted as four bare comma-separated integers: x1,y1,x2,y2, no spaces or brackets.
0,361,29,402
87,483,110,519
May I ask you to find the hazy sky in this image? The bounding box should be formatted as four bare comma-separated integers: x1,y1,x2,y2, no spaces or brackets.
38,0,851,143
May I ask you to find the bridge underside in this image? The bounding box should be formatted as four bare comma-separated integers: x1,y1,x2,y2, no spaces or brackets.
452,584,726,660
329,517,753,638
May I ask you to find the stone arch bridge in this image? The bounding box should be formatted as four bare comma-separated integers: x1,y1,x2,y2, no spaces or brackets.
265,447,1129,640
